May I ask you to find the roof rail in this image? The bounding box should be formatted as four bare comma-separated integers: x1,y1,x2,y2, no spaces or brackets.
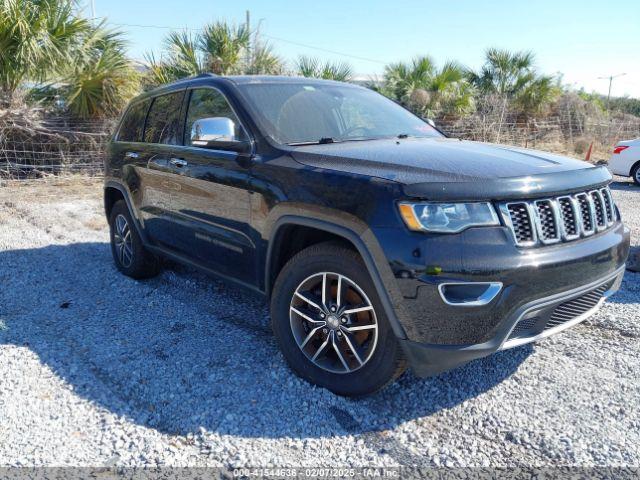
196,72,217,78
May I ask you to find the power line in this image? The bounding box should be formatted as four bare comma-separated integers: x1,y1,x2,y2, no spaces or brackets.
260,34,386,65
105,20,386,65
597,72,626,111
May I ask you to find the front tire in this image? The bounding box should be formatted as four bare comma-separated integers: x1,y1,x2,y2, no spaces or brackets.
109,200,160,279
270,242,406,396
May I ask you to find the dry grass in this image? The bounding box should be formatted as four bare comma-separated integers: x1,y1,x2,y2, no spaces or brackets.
0,175,102,200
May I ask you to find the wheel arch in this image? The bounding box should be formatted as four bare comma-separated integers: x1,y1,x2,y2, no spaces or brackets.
103,180,149,243
265,215,408,340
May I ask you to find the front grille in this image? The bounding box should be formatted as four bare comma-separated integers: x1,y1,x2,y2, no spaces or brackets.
501,187,616,247
546,282,610,329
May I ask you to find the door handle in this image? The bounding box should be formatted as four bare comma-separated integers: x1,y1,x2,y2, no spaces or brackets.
148,158,168,169
124,151,139,159
169,158,188,168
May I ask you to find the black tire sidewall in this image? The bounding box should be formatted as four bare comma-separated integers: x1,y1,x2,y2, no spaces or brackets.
271,244,404,396
109,200,158,278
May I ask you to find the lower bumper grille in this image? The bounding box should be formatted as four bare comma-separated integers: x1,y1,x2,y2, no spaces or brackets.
545,283,609,329
505,279,614,346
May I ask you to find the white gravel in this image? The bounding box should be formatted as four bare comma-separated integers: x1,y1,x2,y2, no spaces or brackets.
0,176,639,468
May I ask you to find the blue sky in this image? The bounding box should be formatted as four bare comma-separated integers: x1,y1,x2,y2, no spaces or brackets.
85,0,640,97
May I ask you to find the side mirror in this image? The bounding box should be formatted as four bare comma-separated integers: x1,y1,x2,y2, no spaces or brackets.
190,117,250,153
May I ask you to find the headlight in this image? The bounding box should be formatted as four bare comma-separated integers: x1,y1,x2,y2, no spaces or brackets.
398,202,499,233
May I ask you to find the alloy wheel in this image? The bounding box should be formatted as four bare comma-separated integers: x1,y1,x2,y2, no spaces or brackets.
113,214,133,268
289,272,378,374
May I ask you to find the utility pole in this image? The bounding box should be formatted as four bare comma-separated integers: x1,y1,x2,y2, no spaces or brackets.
598,72,626,112
245,10,251,71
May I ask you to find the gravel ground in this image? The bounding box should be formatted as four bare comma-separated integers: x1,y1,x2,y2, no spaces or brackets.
0,176,639,468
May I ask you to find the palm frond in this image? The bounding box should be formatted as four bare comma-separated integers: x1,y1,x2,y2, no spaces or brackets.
296,56,352,81
0,0,91,102
62,25,140,118
381,56,474,118
247,41,284,75
199,21,250,74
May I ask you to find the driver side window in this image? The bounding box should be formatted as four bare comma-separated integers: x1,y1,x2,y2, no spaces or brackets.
184,88,248,146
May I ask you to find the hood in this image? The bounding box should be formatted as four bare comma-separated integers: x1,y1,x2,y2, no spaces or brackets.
289,137,611,200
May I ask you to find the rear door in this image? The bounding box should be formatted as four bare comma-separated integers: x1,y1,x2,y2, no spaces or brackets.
136,90,187,248
167,87,257,286
112,97,177,244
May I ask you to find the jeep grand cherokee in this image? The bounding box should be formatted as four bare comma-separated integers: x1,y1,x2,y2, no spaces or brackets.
104,74,630,396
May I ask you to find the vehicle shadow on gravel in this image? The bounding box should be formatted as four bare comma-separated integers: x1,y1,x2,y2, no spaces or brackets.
0,242,533,440
610,179,638,191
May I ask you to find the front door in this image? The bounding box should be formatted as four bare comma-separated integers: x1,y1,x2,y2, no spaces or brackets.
168,87,257,287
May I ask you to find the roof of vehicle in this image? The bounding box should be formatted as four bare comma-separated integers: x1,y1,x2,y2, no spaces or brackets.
134,74,361,100
223,75,359,87
143,73,357,96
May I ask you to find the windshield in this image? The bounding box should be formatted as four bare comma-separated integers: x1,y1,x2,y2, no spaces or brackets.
237,82,442,145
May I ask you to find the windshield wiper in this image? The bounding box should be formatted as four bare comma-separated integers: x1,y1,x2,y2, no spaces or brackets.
397,133,411,139
287,137,338,146
288,136,387,146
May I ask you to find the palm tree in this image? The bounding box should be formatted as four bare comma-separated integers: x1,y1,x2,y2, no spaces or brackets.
246,41,284,75
145,31,202,86
199,21,250,75
145,21,284,86
381,56,475,118
0,0,90,104
469,48,536,96
296,56,353,82
61,25,141,118
512,75,559,117
469,48,559,117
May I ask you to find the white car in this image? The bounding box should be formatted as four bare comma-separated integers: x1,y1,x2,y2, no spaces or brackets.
609,138,640,185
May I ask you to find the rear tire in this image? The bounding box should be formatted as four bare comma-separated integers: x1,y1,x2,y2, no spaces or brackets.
109,200,160,279
270,242,406,396
631,163,640,186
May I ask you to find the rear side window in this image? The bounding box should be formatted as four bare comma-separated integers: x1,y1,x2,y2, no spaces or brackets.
117,99,150,142
184,88,248,146
144,91,185,145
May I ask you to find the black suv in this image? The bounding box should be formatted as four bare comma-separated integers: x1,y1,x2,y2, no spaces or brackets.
105,74,630,396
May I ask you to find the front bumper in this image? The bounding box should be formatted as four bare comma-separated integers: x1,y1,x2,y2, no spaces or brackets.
400,266,625,377
372,220,630,377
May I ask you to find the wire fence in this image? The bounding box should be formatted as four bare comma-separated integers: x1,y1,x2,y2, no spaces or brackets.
1,112,639,181
0,116,113,179
438,114,640,160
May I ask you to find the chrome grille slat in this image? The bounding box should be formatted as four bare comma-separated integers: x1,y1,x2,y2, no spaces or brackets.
501,187,616,248
600,187,615,225
533,200,561,244
576,193,595,235
590,190,607,231
557,196,579,240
